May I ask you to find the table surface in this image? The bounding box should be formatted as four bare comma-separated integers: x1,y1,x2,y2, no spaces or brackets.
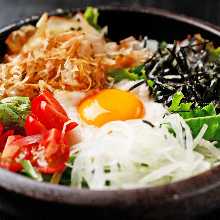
0,0,220,219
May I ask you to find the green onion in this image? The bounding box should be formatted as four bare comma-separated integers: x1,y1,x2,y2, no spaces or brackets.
21,160,42,181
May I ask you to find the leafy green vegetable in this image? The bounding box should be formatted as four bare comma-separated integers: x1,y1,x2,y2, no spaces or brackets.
109,64,145,83
169,91,186,112
109,69,139,83
0,96,30,128
179,103,216,119
185,115,220,146
206,42,220,62
169,92,216,119
168,91,192,118
130,64,145,76
146,79,154,88
84,6,100,30
209,47,220,62
169,92,220,146
159,41,168,50
21,160,42,181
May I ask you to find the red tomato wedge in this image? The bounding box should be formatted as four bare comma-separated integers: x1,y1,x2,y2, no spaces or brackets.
36,128,70,174
2,135,23,159
30,90,78,132
32,100,70,130
0,134,42,172
32,90,67,117
0,158,22,172
0,135,23,171
0,91,77,174
25,115,47,135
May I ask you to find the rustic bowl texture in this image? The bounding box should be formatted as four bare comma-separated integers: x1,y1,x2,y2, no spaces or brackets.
0,6,220,220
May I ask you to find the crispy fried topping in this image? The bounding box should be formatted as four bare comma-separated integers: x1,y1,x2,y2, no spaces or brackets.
1,12,152,99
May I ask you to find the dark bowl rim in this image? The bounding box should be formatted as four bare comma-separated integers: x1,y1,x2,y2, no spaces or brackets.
0,5,220,207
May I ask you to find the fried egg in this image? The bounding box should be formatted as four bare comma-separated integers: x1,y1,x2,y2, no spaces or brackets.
54,80,167,144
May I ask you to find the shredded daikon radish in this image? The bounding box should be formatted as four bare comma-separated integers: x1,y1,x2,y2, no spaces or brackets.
71,114,215,189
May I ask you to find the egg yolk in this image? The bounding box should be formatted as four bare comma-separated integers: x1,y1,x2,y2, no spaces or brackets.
78,89,144,127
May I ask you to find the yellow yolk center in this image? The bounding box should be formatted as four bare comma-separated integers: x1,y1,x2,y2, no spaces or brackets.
78,89,144,127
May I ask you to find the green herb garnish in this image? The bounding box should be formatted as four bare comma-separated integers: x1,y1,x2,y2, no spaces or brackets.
109,64,146,83
84,6,100,30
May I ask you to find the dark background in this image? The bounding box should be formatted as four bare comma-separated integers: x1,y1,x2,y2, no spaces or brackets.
0,0,220,219
0,0,220,27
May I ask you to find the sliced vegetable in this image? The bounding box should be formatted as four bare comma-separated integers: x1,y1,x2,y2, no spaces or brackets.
21,160,43,181
31,91,78,132
0,158,22,172
168,92,220,146
0,134,41,172
36,128,70,174
32,90,67,116
24,115,47,135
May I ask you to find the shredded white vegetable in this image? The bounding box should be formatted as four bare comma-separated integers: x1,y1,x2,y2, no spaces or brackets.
71,114,218,189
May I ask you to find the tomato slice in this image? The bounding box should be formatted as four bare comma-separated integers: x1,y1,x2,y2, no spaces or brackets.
0,135,23,172
0,158,22,172
0,134,42,172
25,114,47,135
32,101,69,130
32,90,67,117
36,128,70,174
31,91,78,132
2,135,23,159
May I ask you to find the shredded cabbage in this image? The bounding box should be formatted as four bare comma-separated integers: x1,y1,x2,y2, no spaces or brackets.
71,114,219,189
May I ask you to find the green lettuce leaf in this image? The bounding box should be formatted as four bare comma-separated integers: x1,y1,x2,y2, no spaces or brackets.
185,115,220,146
109,64,145,83
169,92,220,146
169,92,216,119
0,96,30,127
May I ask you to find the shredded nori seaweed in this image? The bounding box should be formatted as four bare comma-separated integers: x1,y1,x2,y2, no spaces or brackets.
143,36,220,111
